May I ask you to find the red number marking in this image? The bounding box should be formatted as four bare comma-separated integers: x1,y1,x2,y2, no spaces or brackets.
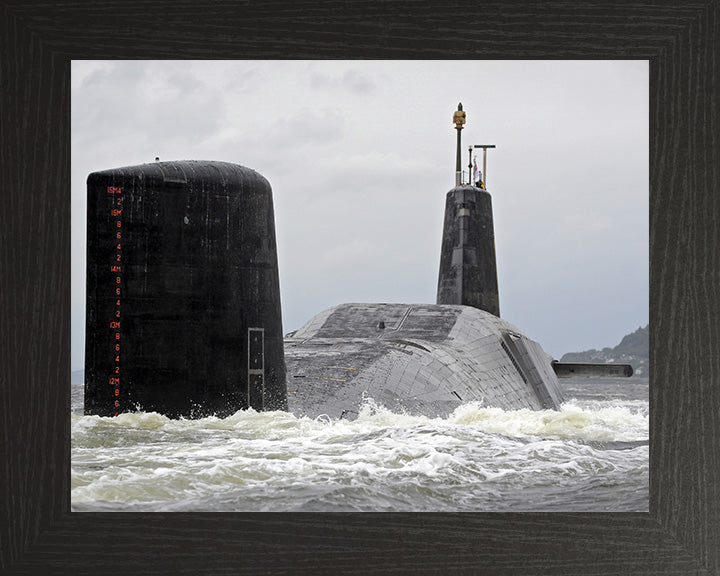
110,190,122,416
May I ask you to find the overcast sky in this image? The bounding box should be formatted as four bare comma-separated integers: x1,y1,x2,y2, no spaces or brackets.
71,60,648,370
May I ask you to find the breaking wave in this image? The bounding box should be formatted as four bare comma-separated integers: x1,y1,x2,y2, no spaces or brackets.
72,398,648,512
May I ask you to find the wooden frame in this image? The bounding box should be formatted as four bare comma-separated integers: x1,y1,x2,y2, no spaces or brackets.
1,1,718,573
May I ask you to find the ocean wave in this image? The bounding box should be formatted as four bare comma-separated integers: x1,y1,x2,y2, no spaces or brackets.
71,396,648,511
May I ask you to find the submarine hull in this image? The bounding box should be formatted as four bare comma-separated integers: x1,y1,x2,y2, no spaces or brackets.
284,303,564,420
84,160,287,418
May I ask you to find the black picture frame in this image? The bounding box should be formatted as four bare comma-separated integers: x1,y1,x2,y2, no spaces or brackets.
2,1,718,574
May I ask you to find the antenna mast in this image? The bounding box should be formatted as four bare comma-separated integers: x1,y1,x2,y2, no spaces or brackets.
453,103,466,186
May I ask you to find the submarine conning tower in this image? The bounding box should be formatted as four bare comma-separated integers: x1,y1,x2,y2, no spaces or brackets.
84,160,287,419
436,104,500,317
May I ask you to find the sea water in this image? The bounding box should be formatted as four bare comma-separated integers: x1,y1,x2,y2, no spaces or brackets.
70,377,648,512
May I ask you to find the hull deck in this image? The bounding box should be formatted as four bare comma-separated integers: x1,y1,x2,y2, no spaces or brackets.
284,303,564,419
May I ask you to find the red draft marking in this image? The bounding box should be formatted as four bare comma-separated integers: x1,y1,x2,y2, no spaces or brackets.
109,187,123,415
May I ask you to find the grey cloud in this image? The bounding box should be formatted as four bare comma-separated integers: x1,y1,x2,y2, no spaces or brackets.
73,61,227,147
280,107,346,144
310,69,375,93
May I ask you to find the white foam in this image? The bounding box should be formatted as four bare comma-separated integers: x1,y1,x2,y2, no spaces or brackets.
71,396,648,511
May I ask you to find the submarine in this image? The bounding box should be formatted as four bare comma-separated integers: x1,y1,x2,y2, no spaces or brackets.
286,103,560,419
84,104,630,419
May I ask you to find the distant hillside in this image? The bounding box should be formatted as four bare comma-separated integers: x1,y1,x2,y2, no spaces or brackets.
560,325,649,376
